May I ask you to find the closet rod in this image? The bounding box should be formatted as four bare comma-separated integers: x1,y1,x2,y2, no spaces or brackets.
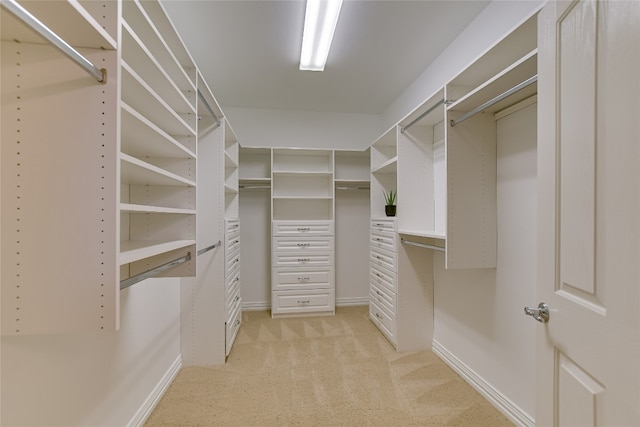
1,0,106,83
401,239,445,252
239,184,271,189
197,90,221,128
450,74,538,127
197,240,222,256
401,99,445,133
120,252,192,290
336,186,370,191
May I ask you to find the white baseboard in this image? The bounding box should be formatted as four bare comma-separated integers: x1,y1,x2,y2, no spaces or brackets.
431,340,534,427
242,301,270,311
336,297,369,307
128,355,182,427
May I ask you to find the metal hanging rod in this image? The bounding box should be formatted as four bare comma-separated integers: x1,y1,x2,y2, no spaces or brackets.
401,99,445,134
336,186,370,191
197,240,222,256
120,240,222,290
239,184,271,189
401,239,445,252
1,0,107,83
450,74,538,128
120,252,192,290
197,90,221,128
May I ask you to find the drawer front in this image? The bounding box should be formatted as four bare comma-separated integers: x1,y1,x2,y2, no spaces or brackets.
272,289,335,314
370,281,396,314
370,262,396,293
369,299,396,345
273,252,333,267
225,303,242,355
226,270,241,301
272,236,334,252
370,246,397,273
226,286,241,318
225,230,240,252
226,247,241,275
370,230,396,252
272,267,333,291
272,221,334,236
225,219,240,233
370,219,396,233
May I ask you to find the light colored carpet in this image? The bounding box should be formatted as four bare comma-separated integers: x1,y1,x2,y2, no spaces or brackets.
145,306,513,426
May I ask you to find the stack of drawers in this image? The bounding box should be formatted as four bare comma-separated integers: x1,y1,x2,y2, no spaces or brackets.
224,219,242,355
271,221,335,316
369,218,398,345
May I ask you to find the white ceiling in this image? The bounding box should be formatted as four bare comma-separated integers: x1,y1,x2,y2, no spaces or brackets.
162,0,491,115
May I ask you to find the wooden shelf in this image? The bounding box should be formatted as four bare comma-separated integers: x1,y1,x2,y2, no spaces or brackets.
120,203,196,215
372,157,398,174
120,239,195,265
121,153,196,187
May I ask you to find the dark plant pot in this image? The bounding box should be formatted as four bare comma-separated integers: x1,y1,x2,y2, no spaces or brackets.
385,205,396,217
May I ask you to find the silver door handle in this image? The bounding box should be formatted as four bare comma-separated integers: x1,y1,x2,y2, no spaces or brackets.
524,302,549,323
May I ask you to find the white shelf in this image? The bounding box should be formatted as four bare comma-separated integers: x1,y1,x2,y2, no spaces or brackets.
225,151,239,168
120,153,196,187
372,157,398,174
272,171,333,177
120,203,196,215
399,230,446,240
120,239,195,265
225,184,239,194
272,196,333,200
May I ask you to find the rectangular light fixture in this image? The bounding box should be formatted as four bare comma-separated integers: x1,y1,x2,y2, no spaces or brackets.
300,0,343,71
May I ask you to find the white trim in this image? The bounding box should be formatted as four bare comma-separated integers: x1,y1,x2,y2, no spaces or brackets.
127,356,182,427
242,301,270,311
336,297,369,307
431,340,534,427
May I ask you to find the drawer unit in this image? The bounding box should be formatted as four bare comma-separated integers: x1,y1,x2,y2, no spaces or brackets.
370,262,396,293
225,303,242,356
226,270,241,301
370,246,397,273
370,281,396,313
273,252,333,267
272,289,335,315
225,219,240,233
370,218,396,234
272,267,333,291
225,229,240,252
272,236,334,252
226,246,241,272
369,298,395,343
273,221,334,236
370,229,396,252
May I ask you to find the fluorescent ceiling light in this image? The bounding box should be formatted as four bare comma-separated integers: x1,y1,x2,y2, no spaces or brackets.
300,0,343,71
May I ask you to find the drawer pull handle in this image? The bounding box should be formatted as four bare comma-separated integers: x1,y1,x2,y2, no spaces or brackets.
234,296,240,302
375,223,384,226
376,290,383,296
234,258,240,263
234,277,240,282
376,255,382,260
297,258,310,262
375,238,383,241
297,243,310,247
297,300,310,304
297,277,310,281
375,313,383,319
376,273,382,278
234,319,241,326
297,227,311,231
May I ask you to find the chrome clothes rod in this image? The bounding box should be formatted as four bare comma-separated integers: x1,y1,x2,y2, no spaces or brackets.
401,99,445,133
336,186,370,191
239,184,270,189
197,240,221,256
197,90,221,128
450,75,538,127
1,0,106,83
401,239,445,252
120,252,192,290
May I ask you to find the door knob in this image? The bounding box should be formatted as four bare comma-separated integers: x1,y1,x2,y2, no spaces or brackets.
524,302,550,323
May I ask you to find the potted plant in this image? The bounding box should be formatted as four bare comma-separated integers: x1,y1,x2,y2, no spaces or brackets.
383,190,397,217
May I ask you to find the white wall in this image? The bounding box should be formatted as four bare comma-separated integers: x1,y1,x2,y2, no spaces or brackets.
1,280,182,426
433,103,538,422
225,107,381,151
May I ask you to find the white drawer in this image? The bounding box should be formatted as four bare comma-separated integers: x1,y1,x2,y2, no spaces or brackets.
272,221,334,236
225,231,240,252
272,267,333,291
225,304,242,355
272,289,335,315
370,281,396,314
226,270,241,299
370,262,396,293
226,287,241,318
369,299,396,345
370,218,396,233
370,230,396,252
225,219,240,233
225,247,241,275
273,252,333,267
370,246,396,273
272,236,334,252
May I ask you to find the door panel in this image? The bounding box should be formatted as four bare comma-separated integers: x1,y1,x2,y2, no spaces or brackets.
537,1,640,426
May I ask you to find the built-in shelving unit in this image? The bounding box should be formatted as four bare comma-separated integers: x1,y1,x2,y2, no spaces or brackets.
224,125,240,219
119,0,198,282
370,128,398,219
335,149,371,189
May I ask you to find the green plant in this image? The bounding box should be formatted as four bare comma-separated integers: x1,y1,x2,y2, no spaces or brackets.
383,189,397,206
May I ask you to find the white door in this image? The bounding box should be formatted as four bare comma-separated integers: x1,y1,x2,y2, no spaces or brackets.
535,0,640,426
